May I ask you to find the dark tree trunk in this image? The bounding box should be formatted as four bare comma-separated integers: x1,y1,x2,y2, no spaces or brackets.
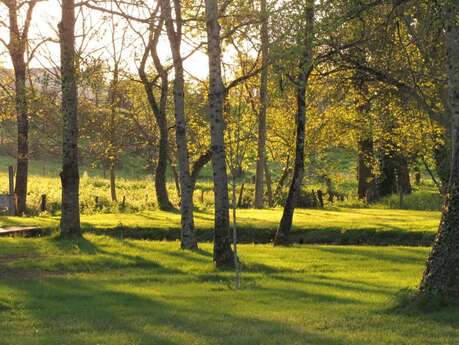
254,0,269,209
397,156,412,195
108,67,119,203
6,0,36,215
13,56,28,215
357,137,374,199
264,159,274,207
156,125,173,210
377,152,398,197
59,0,81,236
205,0,235,267
274,0,314,246
191,149,212,192
162,0,197,249
110,164,117,202
420,3,459,298
414,166,422,185
138,19,174,211
274,161,292,205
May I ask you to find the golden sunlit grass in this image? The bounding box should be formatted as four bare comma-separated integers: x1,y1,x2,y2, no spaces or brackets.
0,235,457,345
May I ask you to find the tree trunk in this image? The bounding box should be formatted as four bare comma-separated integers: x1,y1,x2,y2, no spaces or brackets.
377,151,398,197
357,137,374,199
205,0,235,267
191,149,212,192
264,159,274,207
274,0,314,246
7,0,31,215
162,0,197,249
110,164,117,202
397,156,412,195
419,3,459,298
59,0,81,236
138,21,174,211
13,56,28,215
274,159,292,205
156,125,174,209
108,70,118,203
254,0,269,209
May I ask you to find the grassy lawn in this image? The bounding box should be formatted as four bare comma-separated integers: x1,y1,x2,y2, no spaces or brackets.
0,235,457,344
0,208,440,245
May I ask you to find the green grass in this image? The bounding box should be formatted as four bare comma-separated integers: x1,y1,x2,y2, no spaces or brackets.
0,235,457,344
375,189,443,211
0,155,444,213
0,208,440,245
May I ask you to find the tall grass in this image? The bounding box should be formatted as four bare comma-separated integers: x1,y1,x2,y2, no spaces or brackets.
0,156,444,214
375,190,444,211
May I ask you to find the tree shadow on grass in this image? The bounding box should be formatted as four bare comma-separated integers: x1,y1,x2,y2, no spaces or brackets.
317,246,427,266
266,274,394,297
1,236,186,277
106,237,214,265
1,275,362,345
49,235,100,254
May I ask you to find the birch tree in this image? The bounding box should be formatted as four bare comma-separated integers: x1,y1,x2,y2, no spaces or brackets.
161,0,198,249
59,0,81,236
205,0,235,267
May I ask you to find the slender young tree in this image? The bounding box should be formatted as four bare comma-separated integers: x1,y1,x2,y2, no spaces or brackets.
274,0,314,245
419,1,459,298
205,0,235,267
59,0,81,236
254,0,269,209
106,11,128,203
161,0,197,249
1,0,38,214
138,7,175,211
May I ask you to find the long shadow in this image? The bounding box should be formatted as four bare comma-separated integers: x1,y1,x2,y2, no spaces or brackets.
111,237,213,265
49,235,100,254
1,236,185,277
317,246,427,266
0,237,458,342
0,274,359,345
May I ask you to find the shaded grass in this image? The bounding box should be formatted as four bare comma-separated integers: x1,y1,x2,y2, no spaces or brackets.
0,235,458,344
0,208,440,246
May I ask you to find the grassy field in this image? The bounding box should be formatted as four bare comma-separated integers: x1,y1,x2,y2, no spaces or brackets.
0,235,457,345
0,208,440,245
0,155,443,215
0,157,454,344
